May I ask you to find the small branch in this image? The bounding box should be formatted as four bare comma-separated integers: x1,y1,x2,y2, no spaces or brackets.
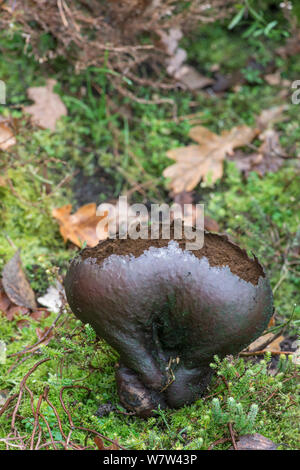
228,422,238,450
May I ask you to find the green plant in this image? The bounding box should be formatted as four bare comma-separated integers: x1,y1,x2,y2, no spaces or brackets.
211,397,259,434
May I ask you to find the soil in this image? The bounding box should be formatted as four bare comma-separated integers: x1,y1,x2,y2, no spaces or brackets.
73,167,115,209
81,224,265,285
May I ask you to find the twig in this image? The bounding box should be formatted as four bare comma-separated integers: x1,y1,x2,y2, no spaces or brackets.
11,358,50,432
239,350,294,357
0,393,18,418
228,422,238,450
59,385,126,450
8,310,64,358
208,437,232,450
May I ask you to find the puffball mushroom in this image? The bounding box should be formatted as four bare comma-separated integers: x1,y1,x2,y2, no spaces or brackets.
64,229,273,417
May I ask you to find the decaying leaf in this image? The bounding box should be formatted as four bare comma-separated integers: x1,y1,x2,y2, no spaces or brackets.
0,279,49,324
2,251,37,310
0,280,29,321
164,125,257,193
230,433,277,450
35,326,54,347
53,200,149,246
256,105,288,131
94,436,120,450
159,28,213,91
246,332,285,353
24,79,67,131
52,203,107,248
0,118,16,150
175,65,214,91
264,71,291,88
229,129,287,178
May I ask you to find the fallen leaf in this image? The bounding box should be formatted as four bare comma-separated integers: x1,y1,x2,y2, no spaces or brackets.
256,105,288,131
52,203,106,247
175,65,214,90
53,200,147,247
159,28,214,91
246,333,284,353
94,436,120,450
2,251,37,310
268,316,276,328
159,28,182,56
24,79,67,131
230,433,277,450
35,326,54,346
0,280,47,324
229,129,286,178
0,281,29,321
164,125,257,192
0,118,16,150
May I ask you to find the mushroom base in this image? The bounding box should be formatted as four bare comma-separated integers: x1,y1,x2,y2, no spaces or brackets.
116,363,214,417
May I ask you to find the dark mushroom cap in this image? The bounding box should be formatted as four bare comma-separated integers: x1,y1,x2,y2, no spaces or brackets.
65,229,273,415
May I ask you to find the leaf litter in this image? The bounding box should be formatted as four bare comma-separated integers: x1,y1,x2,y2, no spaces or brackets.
163,105,289,192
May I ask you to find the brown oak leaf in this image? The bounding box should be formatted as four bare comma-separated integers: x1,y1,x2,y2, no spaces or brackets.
52,203,107,248
163,125,257,193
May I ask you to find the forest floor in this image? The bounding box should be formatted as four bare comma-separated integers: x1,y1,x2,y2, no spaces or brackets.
0,14,299,450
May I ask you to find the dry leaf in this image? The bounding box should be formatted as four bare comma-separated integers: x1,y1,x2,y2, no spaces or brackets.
53,200,145,247
159,28,213,91
256,105,288,131
246,333,284,353
0,118,16,150
230,434,277,450
264,71,282,86
35,326,54,346
94,436,120,450
52,203,106,248
0,279,49,325
2,251,37,310
164,125,257,193
24,79,67,131
175,65,214,90
230,129,286,178
0,280,29,321
268,316,276,328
